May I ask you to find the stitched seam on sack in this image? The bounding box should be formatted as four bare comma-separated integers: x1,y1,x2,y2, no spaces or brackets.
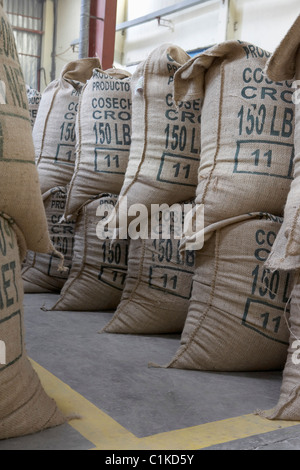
39,398,64,430
262,386,300,419
22,190,52,278
0,365,42,422
12,367,61,430
264,281,300,418
112,55,151,217
286,206,300,254
22,252,37,277
0,215,27,268
64,83,86,216
51,205,88,309
23,377,61,430
199,61,225,206
22,264,64,290
167,230,220,368
6,218,27,261
103,238,146,329
36,86,60,166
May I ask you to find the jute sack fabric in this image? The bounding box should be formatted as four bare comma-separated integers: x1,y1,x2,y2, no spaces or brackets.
26,84,41,128
22,187,76,293
266,15,300,82
64,68,132,219
0,7,53,255
154,214,294,372
33,57,101,195
102,204,196,335
51,194,129,311
173,40,295,246
256,279,300,420
263,18,300,268
108,44,201,230
0,215,65,440
265,218,300,272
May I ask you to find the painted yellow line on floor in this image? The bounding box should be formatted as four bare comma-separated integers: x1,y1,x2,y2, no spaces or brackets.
31,359,300,450
137,413,300,450
30,359,142,450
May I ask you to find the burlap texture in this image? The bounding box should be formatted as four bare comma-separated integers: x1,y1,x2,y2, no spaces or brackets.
33,58,101,194
108,44,201,231
264,21,300,266
22,187,76,293
278,66,300,258
158,214,293,372
51,194,129,311
257,279,300,420
0,216,65,440
0,7,53,254
64,68,132,219
173,41,294,241
102,205,196,335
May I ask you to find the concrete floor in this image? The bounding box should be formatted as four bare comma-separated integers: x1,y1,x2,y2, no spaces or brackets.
1,292,300,451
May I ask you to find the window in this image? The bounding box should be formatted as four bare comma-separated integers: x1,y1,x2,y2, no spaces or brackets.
3,0,44,90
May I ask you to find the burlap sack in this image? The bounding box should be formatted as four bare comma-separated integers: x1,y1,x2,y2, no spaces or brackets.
26,84,41,128
265,218,300,272
155,214,294,372
51,194,129,311
173,40,295,248
22,187,76,293
102,204,196,335
0,6,53,254
33,57,101,194
256,279,300,420
0,215,65,440
263,18,300,266
64,68,132,219
266,15,300,82
108,44,201,230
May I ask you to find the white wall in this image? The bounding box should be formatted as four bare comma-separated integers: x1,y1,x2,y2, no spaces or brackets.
55,0,81,78
117,0,300,72
119,0,221,69
42,0,124,88
40,0,54,90
40,0,300,88
231,0,300,52
115,0,127,65
41,0,81,90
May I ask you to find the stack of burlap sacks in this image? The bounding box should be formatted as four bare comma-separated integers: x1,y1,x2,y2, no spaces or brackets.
53,67,133,311
90,38,299,420
22,56,101,294
22,62,134,310
155,39,296,373
23,36,300,412
100,39,296,373
148,33,300,422
58,37,299,391
24,44,202,331
10,7,300,433
99,44,202,334
0,7,66,440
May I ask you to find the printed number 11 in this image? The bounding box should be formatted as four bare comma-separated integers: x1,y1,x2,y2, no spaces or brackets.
173,163,190,179
161,274,177,290
252,149,272,167
261,312,281,333
104,155,119,168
